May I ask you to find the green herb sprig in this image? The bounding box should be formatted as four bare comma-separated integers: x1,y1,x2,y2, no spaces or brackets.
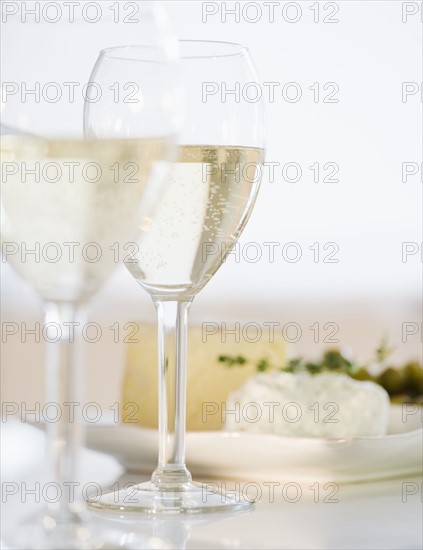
216,340,422,402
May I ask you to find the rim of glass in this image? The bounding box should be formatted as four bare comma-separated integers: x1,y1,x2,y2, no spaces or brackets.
100,40,248,61
178,40,248,59
99,45,163,62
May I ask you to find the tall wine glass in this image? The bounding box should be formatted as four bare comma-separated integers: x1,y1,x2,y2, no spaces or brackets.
0,4,179,548
86,40,266,514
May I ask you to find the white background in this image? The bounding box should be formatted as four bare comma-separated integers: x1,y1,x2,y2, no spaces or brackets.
1,1,422,407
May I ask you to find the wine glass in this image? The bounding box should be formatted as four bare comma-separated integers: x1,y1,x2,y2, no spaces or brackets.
0,3,179,548
85,40,266,514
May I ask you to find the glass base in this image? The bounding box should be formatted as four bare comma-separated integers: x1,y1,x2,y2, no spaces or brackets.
87,480,254,515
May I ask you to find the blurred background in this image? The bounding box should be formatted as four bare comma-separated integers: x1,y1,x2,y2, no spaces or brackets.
1,1,421,409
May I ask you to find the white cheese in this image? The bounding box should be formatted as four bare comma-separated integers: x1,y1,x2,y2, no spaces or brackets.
224,371,390,437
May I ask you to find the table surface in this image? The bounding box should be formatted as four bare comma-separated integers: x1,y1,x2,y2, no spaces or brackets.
1,421,422,550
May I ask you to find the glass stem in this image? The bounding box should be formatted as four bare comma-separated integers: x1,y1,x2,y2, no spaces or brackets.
151,299,193,489
44,301,86,519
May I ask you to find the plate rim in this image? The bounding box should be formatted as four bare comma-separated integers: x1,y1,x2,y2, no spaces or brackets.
86,422,423,443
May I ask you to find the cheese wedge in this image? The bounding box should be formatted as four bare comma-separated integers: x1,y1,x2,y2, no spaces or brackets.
122,323,285,431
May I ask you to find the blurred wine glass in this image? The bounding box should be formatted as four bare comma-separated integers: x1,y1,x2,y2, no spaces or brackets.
0,2,179,548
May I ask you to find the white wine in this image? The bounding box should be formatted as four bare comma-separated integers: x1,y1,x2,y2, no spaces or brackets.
126,145,264,297
1,135,173,302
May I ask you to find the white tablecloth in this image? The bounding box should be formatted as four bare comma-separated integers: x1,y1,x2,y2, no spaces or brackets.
1,421,422,549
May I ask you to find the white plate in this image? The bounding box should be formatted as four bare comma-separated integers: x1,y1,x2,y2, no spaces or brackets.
85,405,422,484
